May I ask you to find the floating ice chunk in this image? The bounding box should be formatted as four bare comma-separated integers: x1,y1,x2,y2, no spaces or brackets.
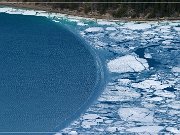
68,18,80,22
107,55,149,73
118,107,154,123
166,127,180,134
99,86,140,102
81,113,103,128
54,133,62,135
85,27,104,33
93,41,108,48
105,27,116,31
77,22,87,26
124,22,151,30
81,120,97,128
132,79,171,90
126,126,164,133
106,127,118,133
146,97,163,102
97,21,116,25
110,32,134,41
36,12,49,17
0,7,11,12
83,114,100,120
172,67,180,73
54,133,61,135
144,53,152,59
168,101,180,109
69,131,78,135
154,90,176,98
0,7,50,17
21,10,37,16
174,26,180,32
143,30,157,35
162,40,172,45
117,79,131,85
52,20,60,23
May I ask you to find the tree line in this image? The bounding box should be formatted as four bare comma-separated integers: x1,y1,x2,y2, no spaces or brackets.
19,0,180,18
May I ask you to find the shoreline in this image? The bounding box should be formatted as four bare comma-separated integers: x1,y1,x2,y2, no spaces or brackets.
1,3,180,21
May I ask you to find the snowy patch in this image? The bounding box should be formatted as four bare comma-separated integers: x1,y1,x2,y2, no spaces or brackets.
107,55,149,73
118,107,154,123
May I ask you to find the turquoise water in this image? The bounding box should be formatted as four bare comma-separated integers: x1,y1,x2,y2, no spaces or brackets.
0,13,103,132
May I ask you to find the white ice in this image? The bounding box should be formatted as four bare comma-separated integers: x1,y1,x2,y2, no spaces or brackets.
166,127,180,134
131,79,173,90
118,107,154,123
85,27,104,33
124,22,151,30
107,55,149,73
126,126,164,133
99,86,140,102
172,67,180,73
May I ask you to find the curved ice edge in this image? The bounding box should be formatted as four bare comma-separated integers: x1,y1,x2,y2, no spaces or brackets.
51,22,108,132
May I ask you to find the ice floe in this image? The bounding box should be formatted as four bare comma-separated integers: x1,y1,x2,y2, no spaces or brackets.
118,107,154,123
126,126,164,133
69,131,78,135
174,26,180,32
99,86,140,102
124,22,152,30
168,101,180,109
172,67,180,73
97,20,117,26
107,55,149,73
144,53,152,59
154,90,176,98
131,79,174,90
166,127,180,134
85,27,104,33
105,127,118,133
105,27,117,31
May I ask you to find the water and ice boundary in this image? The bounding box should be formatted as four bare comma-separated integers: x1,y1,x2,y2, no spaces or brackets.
0,6,180,135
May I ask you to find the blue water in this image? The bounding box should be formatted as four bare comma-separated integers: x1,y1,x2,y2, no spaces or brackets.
0,13,103,132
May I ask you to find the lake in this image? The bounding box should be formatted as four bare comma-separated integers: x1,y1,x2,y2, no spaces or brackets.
0,13,103,132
